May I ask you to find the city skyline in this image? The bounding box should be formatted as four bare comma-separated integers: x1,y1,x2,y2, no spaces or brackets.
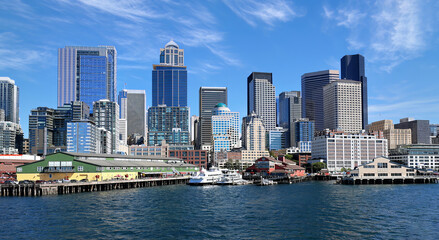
1,0,439,138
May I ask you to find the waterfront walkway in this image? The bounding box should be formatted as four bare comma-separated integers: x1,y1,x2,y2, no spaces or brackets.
0,176,190,197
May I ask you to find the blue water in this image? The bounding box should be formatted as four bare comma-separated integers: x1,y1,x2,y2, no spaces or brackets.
1,181,439,239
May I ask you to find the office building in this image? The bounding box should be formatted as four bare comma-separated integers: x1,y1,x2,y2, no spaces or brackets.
341,54,368,129
301,70,339,131
291,119,315,153
394,118,430,144
369,120,412,149
58,46,117,110
199,87,227,149
147,105,189,145
211,103,240,152
152,41,187,107
98,128,112,154
93,99,119,153
67,120,98,153
247,72,276,131
0,77,19,124
389,144,439,171
242,112,266,151
0,121,23,154
323,80,362,133
268,127,288,151
118,89,147,139
312,130,388,172
278,91,301,128
191,115,200,146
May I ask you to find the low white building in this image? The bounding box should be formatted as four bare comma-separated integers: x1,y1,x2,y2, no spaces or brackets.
389,144,439,171
312,130,388,172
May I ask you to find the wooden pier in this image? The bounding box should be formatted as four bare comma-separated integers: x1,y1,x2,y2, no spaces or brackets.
0,176,190,197
340,176,439,185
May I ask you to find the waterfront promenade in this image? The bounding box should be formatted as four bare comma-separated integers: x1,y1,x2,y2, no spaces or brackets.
0,176,190,197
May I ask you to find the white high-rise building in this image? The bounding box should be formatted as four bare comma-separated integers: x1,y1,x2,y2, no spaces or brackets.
0,77,19,124
211,103,240,152
323,80,362,133
247,72,276,131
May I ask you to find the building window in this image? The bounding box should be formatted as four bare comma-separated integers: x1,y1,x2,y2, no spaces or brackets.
378,173,388,176
363,165,374,168
78,166,84,171
377,163,388,168
391,173,402,176
37,167,44,172
391,165,401,168
364,173,375,177
17,167,22,172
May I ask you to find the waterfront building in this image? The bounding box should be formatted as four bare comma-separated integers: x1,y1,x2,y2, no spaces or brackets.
279,91,301,146
389,144,439,170
0,77,19,124
312,130,388,172
93,100,119,153
240,150,270,169
368,120,412,149
16,152,197,181
169,150,208,169
244,156,306,178
323,80,362,133
0,121,23,154
152,40,187,107
340,54,368,129
394,118,430,144
118,89,146,141
211,103,240,153
147,105,189,145
268,127,288,151
57,46,117,110
0,154,40,174
247,72,276,131
67,120,98,153
199,87,227,149
291,119,314,153
301,70,339,131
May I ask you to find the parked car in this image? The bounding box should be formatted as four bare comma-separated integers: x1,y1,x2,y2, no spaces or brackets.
62,179,70,183
3,180,18,185
36,180,46,184
55,179,63,183
70,179,77,183
19,180,35,185
79,179,89,182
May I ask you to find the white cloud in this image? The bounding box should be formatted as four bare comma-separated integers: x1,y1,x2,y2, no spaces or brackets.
223,0,299,27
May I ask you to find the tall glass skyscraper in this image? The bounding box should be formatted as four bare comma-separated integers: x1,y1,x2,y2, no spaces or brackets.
301,70,339,131
341,54,368,129
211,103,240,152
152,40,187,107
247,72,276,131
0,77,19,124
58,46,117,111
118,89,146,139
199,87,228,148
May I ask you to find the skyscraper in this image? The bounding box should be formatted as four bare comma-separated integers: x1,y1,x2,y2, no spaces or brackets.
301,70,339,131
292,119,315,152
58,46,117,111
247,72,276,131
152,40,187,107
211,103,240,152
242,112,266,151
279,91,301,146
67,120,98,153
323,80,362,133
93,99,119,153
0,77,19,124
118,89,147,139
147,105,189,145
199,87,227,148
341,54,368,129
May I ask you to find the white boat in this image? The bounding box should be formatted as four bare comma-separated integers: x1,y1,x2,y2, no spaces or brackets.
216,170,250,185
187,167,223,186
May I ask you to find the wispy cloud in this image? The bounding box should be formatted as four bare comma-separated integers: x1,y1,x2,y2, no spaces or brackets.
323,0,432,72
223,0,300,27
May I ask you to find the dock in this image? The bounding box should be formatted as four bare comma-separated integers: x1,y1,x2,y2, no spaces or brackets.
0,176,190,197
339,176,439,185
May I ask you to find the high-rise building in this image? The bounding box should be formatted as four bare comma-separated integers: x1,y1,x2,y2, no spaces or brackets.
394,118,430,144
0,77,19,124
323,80,362,133
369,120,412,149
341,54,368,129
147,105,189,145
247,72,276,131
279,91,301,146
301,70,339,131
199,87,227,148
29,107,56,155
57,46,117,111
211,103,240,153
152,41,187,107
0,121,23,154
93,99,119,153
268,127,288,151
191,115,200,146
291,119,315,153
242,112,266,151
67,120,98,153
118,89,146,139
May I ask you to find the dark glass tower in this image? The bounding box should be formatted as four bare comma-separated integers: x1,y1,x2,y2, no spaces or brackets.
199,87,227,148
340,54,368,129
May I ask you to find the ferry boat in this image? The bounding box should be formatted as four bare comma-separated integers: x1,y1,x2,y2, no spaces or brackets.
216,170,250,185
187,167,223,186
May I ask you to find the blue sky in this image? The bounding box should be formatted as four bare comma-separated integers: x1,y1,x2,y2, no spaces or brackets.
1,0,439,138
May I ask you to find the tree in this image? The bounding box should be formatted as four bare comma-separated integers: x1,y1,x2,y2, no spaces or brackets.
285,154,294,160
312,162,326,173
